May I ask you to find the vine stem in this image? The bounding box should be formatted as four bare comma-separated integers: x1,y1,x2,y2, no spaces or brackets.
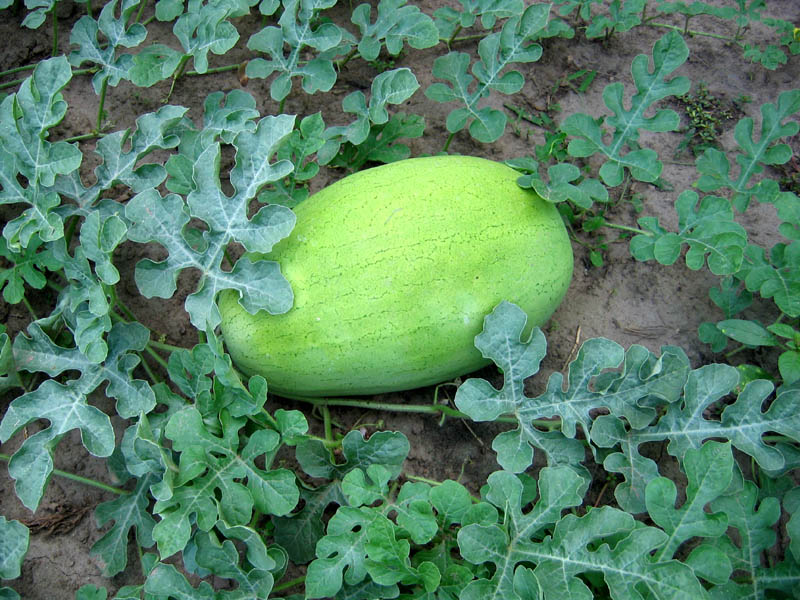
21,295,38,321
647,21,736,41
272,576,305,593
603,221,649,236
186,63,242,77
0,453,128,495
288,395,560,430
96,76,109,132
335,47,358,69
51,6,59,57
441,132,456,153
147,339,185,353
62,131,105,143
0,63,36,78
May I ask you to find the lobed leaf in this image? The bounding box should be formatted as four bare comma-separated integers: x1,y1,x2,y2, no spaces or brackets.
585,0,645,39
0,57,81,249
90,475,157,576
0,235,60,304
297,430,410,480
307,477,456,598
173,0,240,74
425,3,550,143
68,0,148,94
736,241,800,318
433,0,525,39
696,89,800,212
459,480,706,600
517,161,608,208
246,0,343,101
152,406,298,557
0,321,155,509
456,301,690,473
55,104,186,214
708,471,783,599
351,0,438,62
126,115,296,331
646,441,733,562
319,68,421,165
188,529,276,598
629,191,748,275
0,330,21,394
561,30,689,186
0,517,28,580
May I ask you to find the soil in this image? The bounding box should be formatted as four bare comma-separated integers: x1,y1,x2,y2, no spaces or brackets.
1,0,799,598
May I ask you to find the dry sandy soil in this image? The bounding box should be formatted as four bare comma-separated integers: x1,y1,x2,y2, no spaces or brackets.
1,0,799,597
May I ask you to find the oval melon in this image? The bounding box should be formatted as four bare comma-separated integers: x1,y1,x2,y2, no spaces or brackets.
219,155,573,397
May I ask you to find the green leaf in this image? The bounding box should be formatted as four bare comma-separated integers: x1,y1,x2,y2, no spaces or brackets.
585,0,644,38
272,483,348,563
166,338,269,419
630,191,747,275
0,321,155,510
152,406,298,557
296,429,410,480
74,585,107,600
0,517,29,580
90,475,157,576
656,374,800,472
433,0,525,39
646,441,733,561
129,44,184,87
306,506,383,598
165,91,260,196
67,0,148,94
696,89,800,211
190,529,275,598
456,301,690,473
0,234,60,304
20,0,54,28
593,369,800,514
562,31,689,186
259,112,325,207
364,515,441,590
460,493,706,599
144,562,216,598
457,469,584,600
709,473,782,598
709,277,753,318
56,104,186,212
778,350,800,384
786,487,800,563
351,0,438,61
172,0,240,74
246,0,343,101
126,114,296,331
0,330,22,393
328,112,425,170
737,241,800,317
342,464,392,507
716,319,778,347
320,68,421,165
517,162,608,209
425,3,550,143
591,414,662,513
0,56,81,249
